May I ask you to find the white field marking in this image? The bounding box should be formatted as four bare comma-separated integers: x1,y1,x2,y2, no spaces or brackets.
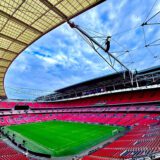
51,127,115,154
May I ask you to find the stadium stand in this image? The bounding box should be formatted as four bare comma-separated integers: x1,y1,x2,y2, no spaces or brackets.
0,140,28,160
1,89,160,110
0,112,159,127
0,67,160,160
1,109,159,159
0,101,160,160
82,125,160,160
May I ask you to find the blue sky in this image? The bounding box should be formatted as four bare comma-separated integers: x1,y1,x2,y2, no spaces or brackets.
5,0,160,99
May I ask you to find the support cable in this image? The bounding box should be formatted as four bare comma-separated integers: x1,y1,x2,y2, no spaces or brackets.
144,0,158,22
141,0,160,60
146,22,160,25
149,43,160,47
142,27,147,46
145,11,160,23
148,38,160,45
74,29,118,72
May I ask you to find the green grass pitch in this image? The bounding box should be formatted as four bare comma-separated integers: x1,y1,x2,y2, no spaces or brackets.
5,121,124,157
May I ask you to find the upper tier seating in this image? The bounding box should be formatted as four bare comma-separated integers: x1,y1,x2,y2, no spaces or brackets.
1,89,160,109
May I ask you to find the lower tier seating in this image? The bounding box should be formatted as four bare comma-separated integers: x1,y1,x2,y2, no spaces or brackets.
0,140,28,160
82,125,160,160
0,113,159,127
0,112,159,160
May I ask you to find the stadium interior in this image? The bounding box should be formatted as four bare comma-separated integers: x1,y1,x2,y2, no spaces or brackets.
0,66,160,160
0,0,160,160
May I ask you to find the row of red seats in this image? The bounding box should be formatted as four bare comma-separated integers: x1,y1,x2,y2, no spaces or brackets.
0,140,28,160
0,104,160,117
1,89,160,109
0,113,53,126
0,113,158,127
52,113,159,126
45,105,160,113
82,125,160,160
0,112,159,160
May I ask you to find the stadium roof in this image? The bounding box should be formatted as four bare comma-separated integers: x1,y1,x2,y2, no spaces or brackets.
0,0,105,99
137,65,160,75
55,65,160,93
55,71,129,93
39,65,160,101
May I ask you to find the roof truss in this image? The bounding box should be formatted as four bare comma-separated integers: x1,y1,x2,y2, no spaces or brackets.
0,48,18,56
0,33,27,46
0,10,42,34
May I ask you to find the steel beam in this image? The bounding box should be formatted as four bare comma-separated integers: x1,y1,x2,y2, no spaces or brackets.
0,58,11,63
68,22,130,72
0,48,18,55
0,33,27,46
39,0,106,22
0,64,9,67
0,10,42,34
39,0,68,20
0,71,5,74
0,66,7,69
